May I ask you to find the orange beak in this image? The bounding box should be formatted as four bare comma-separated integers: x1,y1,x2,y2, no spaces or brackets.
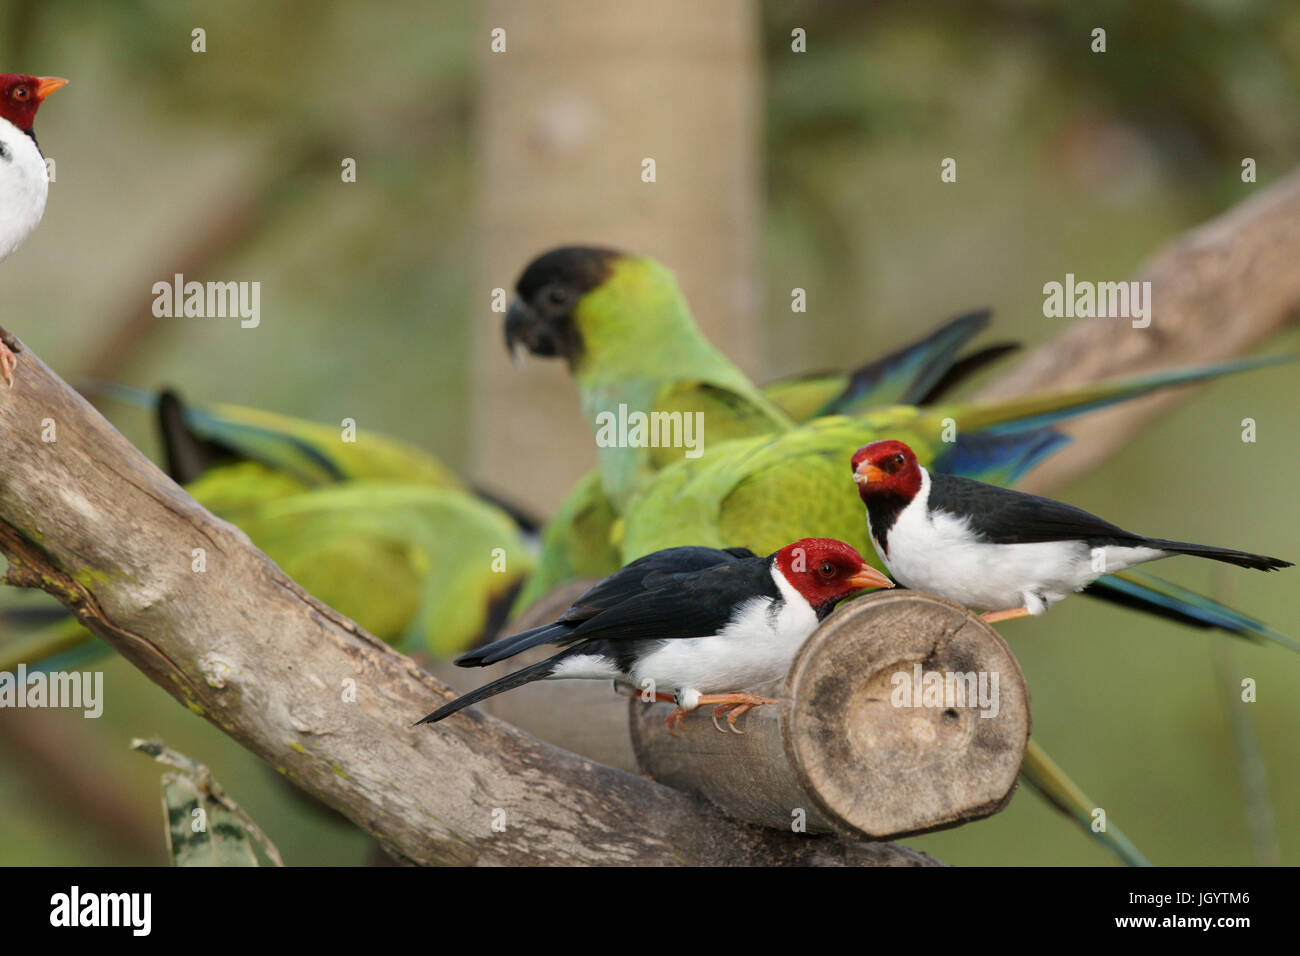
849,565,894,590
34,77,68,101
853,462,885,486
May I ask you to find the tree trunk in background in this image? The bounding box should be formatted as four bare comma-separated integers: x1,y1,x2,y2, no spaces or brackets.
474,0,761,512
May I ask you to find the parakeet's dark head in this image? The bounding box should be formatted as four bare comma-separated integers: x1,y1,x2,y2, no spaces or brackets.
504,246,622,366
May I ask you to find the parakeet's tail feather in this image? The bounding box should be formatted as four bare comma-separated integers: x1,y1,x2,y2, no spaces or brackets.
176,402,345,484
954,355,1297,434
1084,572,1300,653
932,428,1071,485
1021,740,1152,867
0,617,101,674
0,606,69,627
158,389,235,483
77,380,159,407
913,342,1020,406
417,651,575,725
827,309,995,414
86,381,349,485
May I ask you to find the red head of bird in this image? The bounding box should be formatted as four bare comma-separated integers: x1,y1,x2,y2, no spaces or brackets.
852,440,924,504
0,75,66,133
772,537,892,609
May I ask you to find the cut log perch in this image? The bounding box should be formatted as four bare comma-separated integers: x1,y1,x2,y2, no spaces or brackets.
435,588,1029,840
0,345,937,866
632,592,1029,838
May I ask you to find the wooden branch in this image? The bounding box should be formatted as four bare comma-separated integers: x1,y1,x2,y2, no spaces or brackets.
976,167,1300,494
0,345,937,866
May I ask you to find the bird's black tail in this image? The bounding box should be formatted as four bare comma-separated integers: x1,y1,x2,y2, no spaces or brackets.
1143,539,1293,572
416,651,572,726
454,622,573,667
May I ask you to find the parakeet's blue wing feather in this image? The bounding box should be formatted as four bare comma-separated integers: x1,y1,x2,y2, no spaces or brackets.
933,428,1072,486
826,309,995,414
1087,570,1300,653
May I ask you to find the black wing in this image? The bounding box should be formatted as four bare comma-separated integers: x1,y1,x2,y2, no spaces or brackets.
560,545,757,622
927,472,1142,546
559,558,778,645
455,546,760,667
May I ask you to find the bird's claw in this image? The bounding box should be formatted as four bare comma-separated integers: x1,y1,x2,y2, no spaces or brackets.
666,693,779,736
664,708,690,737
702,693,779,734
710,703,751,734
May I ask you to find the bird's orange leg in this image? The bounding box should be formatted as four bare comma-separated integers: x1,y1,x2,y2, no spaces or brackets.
662,692,780,736
981,606,1032,624
632,690,691,736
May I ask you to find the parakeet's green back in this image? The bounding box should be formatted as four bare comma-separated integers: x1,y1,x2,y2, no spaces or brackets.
761,373,852,423
234,482,534,656
192,402,464,488
620,412,945,561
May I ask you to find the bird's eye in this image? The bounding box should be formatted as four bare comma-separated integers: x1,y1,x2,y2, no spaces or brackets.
893,454,905,466
547,286,569,306
818,562,835,578
12,87,28,100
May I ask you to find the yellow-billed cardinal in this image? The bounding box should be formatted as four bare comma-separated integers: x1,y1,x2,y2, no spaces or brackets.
418,539,892,734
0,73,66,386
852,440,1291,624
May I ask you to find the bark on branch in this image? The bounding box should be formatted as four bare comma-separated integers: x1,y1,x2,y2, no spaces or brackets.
0,345,935,866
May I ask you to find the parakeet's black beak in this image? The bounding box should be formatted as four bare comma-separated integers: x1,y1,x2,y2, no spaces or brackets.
503,297,580,365
503,299,536,365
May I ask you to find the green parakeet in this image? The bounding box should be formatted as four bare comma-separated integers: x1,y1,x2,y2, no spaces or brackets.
513,278,1015,608
5,390,537,664
218,481,534,656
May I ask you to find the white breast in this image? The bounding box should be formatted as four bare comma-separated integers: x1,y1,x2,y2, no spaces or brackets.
0,118,50,262
628,565,818,698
